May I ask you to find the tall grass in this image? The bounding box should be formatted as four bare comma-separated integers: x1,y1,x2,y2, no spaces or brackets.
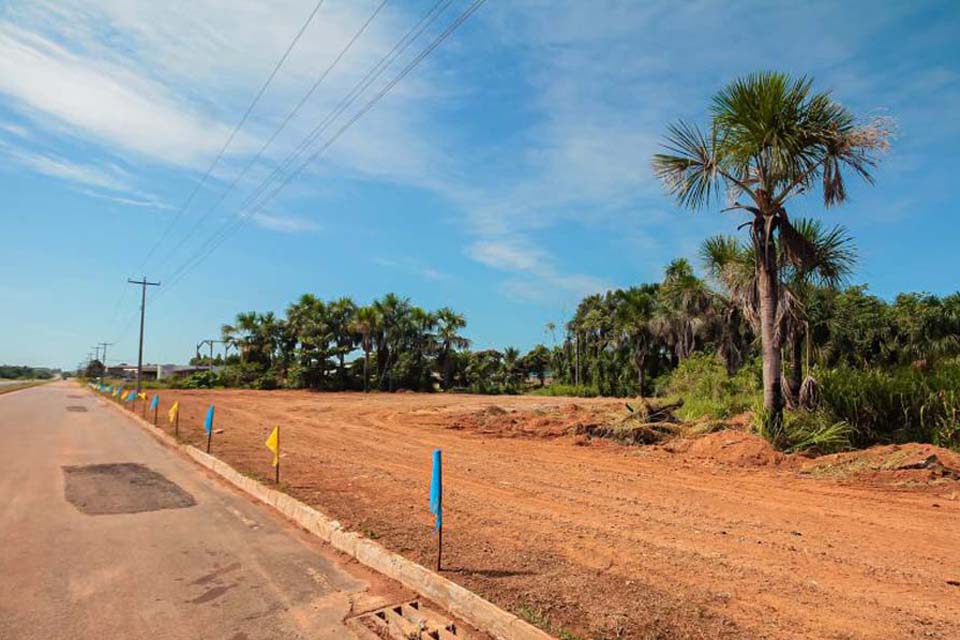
817,360,960,449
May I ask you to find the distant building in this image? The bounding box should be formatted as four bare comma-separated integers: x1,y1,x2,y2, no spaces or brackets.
105,363,217,381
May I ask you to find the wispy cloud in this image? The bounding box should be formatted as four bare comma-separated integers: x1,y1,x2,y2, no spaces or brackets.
0,24,251,168
249,211,320,234
0,142,170,210
467,237,609,302
373,257,450,281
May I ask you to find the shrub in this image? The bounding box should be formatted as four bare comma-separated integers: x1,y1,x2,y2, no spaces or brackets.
754,405,854,454
168,370,220,389
658,353,761,421
528,384,600,398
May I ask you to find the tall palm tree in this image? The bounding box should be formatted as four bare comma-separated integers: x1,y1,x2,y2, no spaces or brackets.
613,285,657,394
653,72,890,427
651,259,712,363
350,305,380,393
435,307,469,390
327,297,357,389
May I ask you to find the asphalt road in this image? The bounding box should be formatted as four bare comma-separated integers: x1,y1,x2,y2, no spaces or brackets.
0,382,406,639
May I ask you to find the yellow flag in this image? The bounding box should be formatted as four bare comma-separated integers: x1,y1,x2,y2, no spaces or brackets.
265,426,280,467
168,400,179,423
138,392,147,400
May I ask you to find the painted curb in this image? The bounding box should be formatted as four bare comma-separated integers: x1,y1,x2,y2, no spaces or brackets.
90,388,554,640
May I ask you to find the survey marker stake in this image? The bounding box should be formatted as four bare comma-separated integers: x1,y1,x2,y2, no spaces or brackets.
430,449,443,571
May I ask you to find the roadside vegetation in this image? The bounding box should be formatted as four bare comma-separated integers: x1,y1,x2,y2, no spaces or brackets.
136,73,956,455
0,365,55,380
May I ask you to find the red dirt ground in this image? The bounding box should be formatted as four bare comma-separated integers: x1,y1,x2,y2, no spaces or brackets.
135,390,960,639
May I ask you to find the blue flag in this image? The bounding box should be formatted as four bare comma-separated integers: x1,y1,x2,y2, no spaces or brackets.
150,395,159,410
204,405,215,434
429,449,442,530
125,391,137,402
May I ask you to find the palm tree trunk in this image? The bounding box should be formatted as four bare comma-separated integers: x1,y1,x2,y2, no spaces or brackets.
363,349,369,393
789,330,803,401
757,232,784,428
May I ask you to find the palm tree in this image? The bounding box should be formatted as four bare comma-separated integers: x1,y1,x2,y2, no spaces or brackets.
613,285,657,394
651,259,712,363
435,307,469,390
373,293,411,391
699,235,755,376
350,305,380,393
701,220,855,400
327,297,357,389
653,71,890,428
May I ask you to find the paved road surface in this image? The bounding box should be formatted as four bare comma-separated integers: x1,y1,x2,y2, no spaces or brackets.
0,382,407,639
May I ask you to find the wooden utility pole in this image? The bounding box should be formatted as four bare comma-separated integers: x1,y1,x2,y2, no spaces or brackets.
127,277,160,395
196,339,224,370
97,341,112,381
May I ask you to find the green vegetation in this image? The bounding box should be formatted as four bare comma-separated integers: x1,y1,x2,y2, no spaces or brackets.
0,364,55,380
188,72,956,454
657,353,760,421
197,294,535,394
652,71,892,430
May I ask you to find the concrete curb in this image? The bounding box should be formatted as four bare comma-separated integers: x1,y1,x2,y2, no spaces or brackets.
90,389,553,640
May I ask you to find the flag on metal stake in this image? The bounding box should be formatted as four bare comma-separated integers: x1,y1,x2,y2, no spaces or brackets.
429,449,443,571
204,405,215,453
265,425,280,483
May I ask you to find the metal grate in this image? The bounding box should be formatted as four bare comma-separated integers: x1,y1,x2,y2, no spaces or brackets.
347,601,473,640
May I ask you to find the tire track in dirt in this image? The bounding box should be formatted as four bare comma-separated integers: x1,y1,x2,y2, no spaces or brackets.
144,390,960,639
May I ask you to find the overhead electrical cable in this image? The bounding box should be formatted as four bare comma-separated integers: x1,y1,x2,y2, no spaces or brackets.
156,0,390,275
152,0,482,303
135,0,326,272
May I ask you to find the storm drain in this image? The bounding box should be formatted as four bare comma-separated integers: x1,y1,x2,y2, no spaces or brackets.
63,463,196,515
66,406,88,412
347,601,474,640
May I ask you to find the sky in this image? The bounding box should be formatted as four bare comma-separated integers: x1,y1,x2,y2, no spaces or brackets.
0,0,957,370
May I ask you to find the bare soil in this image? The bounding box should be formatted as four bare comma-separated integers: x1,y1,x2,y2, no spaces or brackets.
136,390,960,639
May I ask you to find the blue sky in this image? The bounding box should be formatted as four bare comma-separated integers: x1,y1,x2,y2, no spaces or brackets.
1,0,957,370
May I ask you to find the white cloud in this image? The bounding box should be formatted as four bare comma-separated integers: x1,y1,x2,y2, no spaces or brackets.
249,211,320,234
373,257,450,281
0,120,29,138
0,24,251,168
467,237,610,303
77,189,173,211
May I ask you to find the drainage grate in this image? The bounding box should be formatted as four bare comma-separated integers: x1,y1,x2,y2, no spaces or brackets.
347,601,474,640
66,406,88,412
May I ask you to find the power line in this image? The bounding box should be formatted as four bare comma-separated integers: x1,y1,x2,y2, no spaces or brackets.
149,0,451,306
136,0,326,272
156,0,391,278
154,0,479,302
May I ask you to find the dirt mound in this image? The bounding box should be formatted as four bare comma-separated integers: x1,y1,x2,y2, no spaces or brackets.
665,430,786,467
801,443,960,486
445,403,616,439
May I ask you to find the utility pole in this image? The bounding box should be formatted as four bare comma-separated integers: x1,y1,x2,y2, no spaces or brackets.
128,276,160,394
96,342,113,381
196,339,224,371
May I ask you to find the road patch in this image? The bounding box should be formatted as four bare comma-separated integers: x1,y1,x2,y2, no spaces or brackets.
62,462,196,515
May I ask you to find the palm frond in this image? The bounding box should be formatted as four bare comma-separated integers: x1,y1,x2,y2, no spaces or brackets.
651,121,723,209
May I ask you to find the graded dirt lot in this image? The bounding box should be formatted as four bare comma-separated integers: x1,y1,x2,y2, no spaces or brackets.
131,389,960,639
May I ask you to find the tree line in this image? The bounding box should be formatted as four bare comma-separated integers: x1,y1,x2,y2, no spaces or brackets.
204,293,520,393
